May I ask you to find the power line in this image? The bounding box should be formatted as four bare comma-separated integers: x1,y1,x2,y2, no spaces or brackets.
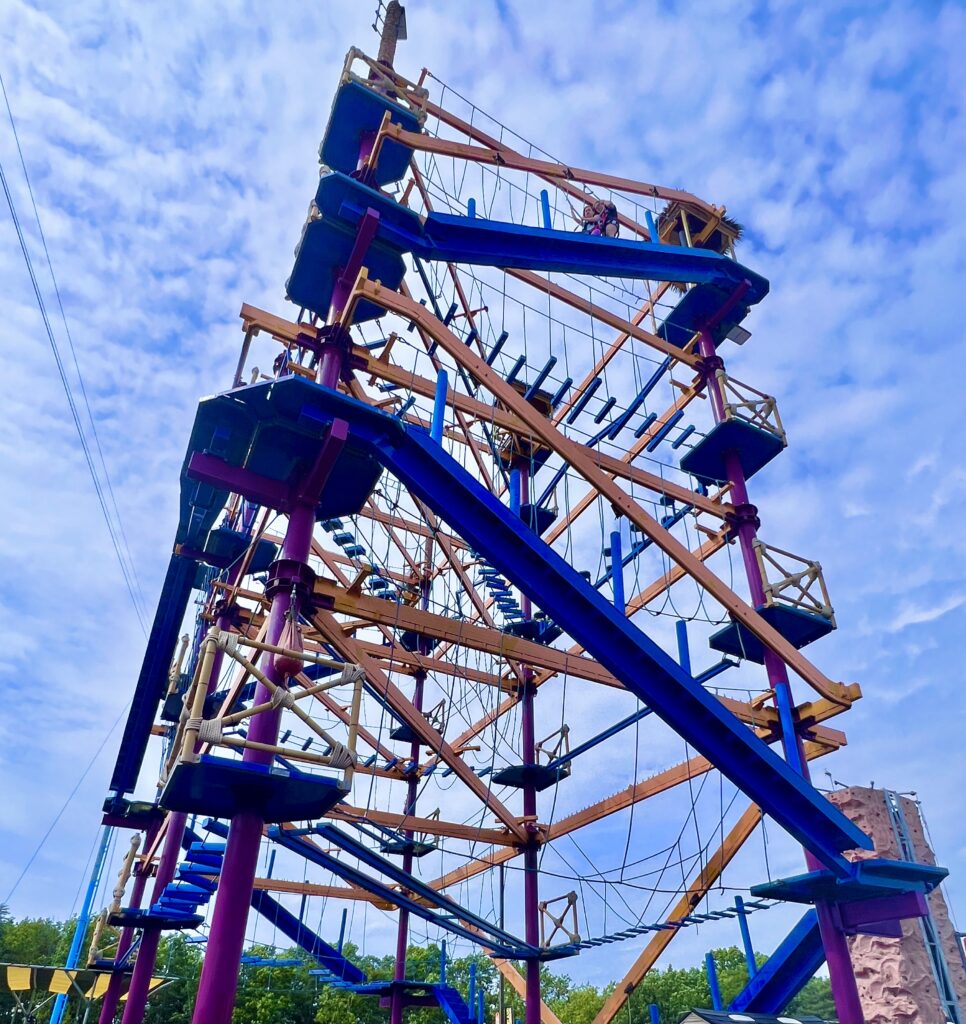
0,70,148,632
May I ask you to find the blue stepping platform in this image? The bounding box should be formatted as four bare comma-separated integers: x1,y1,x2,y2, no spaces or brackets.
679,418,785,485
378,837,437,857
107,907,203,931
709,604,834,664
201,526,278,573
658,282,753,348
519,502,558,535
320,80,422,187
101,796,164,830
751,858,947,905
287,218,405,323
389,722,422,743
185,376,385,521
491,763,570,791
160,755,348,823
502,617,563,645
398,629,440,654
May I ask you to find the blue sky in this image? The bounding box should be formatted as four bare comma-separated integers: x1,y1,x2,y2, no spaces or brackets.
0,0,964,989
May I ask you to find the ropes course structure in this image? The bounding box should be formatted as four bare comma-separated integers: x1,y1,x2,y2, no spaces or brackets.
69,8,950,1024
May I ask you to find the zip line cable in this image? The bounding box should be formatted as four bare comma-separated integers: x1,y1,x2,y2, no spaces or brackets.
0,70,148,632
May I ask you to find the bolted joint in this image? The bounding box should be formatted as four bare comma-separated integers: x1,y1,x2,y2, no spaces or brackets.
725,501,760,534
265,558,317,604
695,353,725,383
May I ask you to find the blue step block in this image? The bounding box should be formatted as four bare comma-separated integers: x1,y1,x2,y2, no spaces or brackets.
319,80,422,187
658,282,752,349
286,217,405,323
491,763,570,792
160,755,348,823
709,604,834,664
679,418,785,485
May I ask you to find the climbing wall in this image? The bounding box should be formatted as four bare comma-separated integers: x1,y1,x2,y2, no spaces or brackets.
828,787,966,1023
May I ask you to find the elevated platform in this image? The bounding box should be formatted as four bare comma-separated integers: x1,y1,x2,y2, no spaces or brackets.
751,857,947,905
708,604,834,664
184,376,384,521
201,526,278,572
378,837,437,858
287,217,406,322
107,907,203,931
519,502,558,536
658,282,753,348
679,418,785,485
101,795,164,831
502,616,563,645
320,80,422,186
160,755,348,823
491,763,570,792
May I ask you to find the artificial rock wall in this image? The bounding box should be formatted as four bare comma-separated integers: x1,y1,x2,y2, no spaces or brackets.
827,786,966,1024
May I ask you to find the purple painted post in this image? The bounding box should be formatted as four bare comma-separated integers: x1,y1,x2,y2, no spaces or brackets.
98,828,156,1024
696,328,864,1022
390,535,433,1024
516,464,542,1024
190,503,316,1024
120,810,189,1024
389,666,425,1024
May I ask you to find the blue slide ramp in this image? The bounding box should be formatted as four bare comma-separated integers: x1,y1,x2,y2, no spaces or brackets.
306,388,869,871
288,171,769,321
729,910,824,1013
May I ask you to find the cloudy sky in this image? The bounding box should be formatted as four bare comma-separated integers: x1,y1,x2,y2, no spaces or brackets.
0,0,964,990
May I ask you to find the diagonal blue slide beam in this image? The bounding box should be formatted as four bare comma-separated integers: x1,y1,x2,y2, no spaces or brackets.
729,909,824,1013
267,825,539,958
421,212,769,301
306,387,869,871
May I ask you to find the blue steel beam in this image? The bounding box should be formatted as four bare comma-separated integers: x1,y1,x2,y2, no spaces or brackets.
267,826,538,958
729,909,824,1013
305,389,869,869
110,553,196,793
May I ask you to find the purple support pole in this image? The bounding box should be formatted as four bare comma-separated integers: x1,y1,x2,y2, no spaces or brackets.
390,536,433,1024
120,810,189,1024
98,828,156,1024
696,328,864,1022
190,504,317,1024
516,464,542,1024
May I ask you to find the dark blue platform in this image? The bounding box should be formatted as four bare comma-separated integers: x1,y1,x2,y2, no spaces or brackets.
107,907,203,931
286,218,406,322
320,80,422,186
658,282,753,348
519,502,558,536
378,837,437,857
491,763,570,791
679,418,785,485
185,376,384,520
201,526,278,572
160,755,348,823
502,616,563,644
709,604,834,664
751,858,947,905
